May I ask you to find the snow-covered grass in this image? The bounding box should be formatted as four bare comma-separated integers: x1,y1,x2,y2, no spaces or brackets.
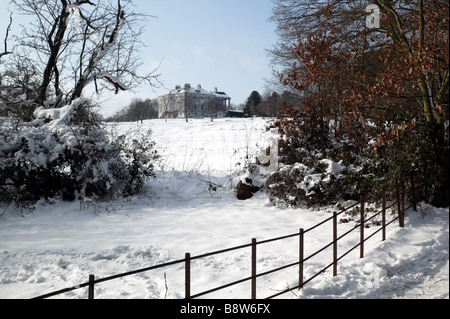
0,118,448,299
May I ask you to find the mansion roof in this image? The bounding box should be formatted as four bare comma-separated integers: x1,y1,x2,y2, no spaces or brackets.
166,83,231,100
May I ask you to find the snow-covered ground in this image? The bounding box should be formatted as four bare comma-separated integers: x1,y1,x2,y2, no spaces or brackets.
0,118,448,299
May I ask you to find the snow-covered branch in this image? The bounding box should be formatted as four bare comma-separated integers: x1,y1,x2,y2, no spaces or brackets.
7,0,160,109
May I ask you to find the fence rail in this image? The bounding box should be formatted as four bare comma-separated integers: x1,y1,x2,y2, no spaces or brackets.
32,176,423,299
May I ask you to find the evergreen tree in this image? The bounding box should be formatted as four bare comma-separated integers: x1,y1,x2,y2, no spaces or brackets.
244,91,262,117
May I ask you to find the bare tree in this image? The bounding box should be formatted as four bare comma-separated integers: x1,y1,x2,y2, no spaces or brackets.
158,95,170,122
0,13,13,111
105,97,157,122
0,13,40,120
10,0,161,109
268,0,377,82
128,98,157,122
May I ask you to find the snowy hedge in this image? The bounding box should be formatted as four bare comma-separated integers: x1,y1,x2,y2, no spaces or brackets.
0,99,158,203
266,159,377,207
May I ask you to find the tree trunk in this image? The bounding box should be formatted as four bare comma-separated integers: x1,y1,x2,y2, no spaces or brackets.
36,0,69,107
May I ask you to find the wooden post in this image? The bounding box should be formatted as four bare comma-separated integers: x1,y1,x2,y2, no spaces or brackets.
333,212,338,276
299,228,304,289
360,197,365,258
251,238,257,299
185,253,191,299
88,274,95,299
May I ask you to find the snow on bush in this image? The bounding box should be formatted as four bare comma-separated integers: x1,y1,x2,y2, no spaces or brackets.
265,154,379,207
0,99,158,204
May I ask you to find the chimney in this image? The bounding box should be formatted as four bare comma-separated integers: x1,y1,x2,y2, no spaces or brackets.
214,87,218,92
184,83,191,89
197,84,202,89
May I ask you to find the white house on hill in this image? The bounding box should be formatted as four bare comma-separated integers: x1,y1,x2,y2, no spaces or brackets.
158,83,231,119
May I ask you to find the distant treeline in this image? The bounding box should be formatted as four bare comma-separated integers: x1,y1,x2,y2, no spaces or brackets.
105,98,158,122
243,90,299,117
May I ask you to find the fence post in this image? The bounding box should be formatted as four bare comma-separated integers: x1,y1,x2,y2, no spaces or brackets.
88,274,95,299
382,189,386,241
333,212,338,276
396,179,404,227
360,196,365,258
185,253,191,299
251,238,257,299
299,228,304,289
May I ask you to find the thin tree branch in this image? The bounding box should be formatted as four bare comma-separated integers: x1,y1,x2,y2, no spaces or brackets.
0,13,13,60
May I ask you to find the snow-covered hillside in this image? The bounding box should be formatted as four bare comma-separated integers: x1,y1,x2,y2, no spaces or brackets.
0,118,448,299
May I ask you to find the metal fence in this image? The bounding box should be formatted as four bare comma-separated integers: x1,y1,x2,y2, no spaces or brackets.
32,177,421,299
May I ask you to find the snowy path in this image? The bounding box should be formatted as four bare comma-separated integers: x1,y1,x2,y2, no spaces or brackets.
1,192,447,299
294,203,449,299
399,261,448,299
395,210,449,299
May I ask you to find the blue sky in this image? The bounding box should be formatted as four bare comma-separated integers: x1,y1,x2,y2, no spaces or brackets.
0,0,278,116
